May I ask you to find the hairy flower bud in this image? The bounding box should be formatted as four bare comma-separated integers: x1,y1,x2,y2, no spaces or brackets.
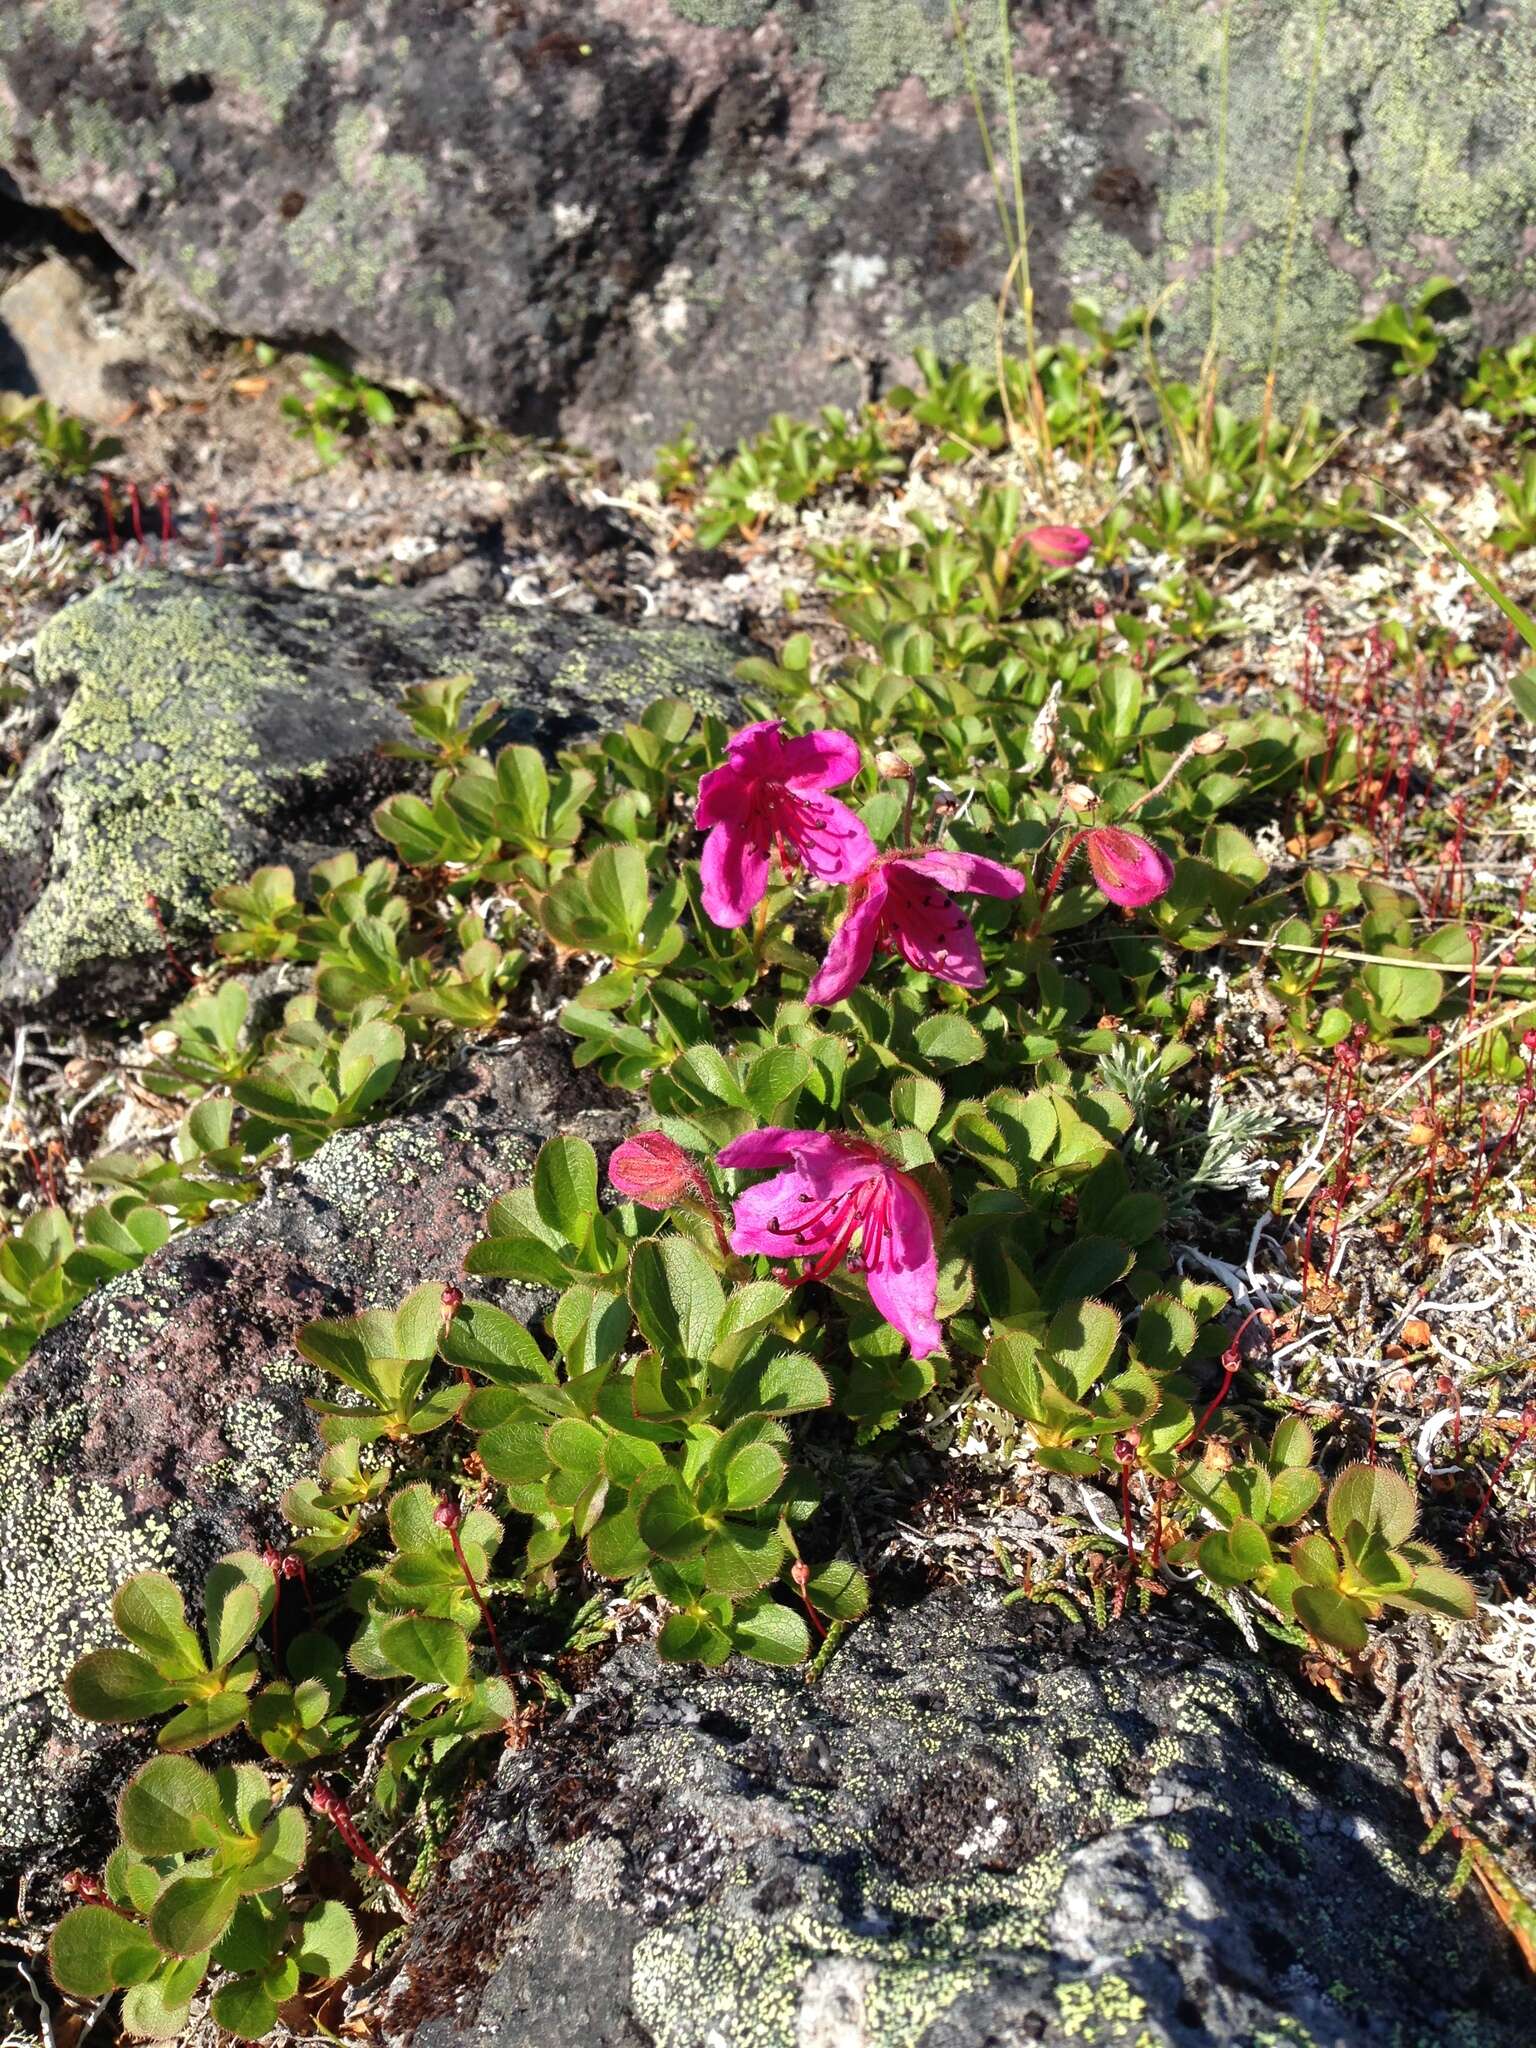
433,1498,462,1532
1083,826,1175,909
1022,524,1092,567
607,1130,700,1207
874,749,913,781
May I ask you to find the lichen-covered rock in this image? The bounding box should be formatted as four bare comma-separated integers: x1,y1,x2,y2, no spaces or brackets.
3,3,1535,456
0,571,745,1020
0,1031,622,1888
385,1586,1536,2048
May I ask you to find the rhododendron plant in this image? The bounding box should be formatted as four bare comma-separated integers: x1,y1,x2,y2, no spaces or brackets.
694,719,875,927
716,1128,940,1358
806,849,1025,1005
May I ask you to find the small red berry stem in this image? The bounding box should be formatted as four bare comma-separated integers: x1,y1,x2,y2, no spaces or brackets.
434,1499,518,1694
1186,1312,1264,1450
308,1782,414,1917
789,1559,827,1642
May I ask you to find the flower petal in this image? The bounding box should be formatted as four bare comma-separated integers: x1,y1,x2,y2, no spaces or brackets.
806,871,888,1005
728,1169,828,1257
700,819,770,928
896,849,1026,899
723,720,788,774
881,865,985,987
793,793,877,887
777,726,863,792
1023,524,1093,567
865,1173,941,1358
718,1128,873,1191
695,762,752,831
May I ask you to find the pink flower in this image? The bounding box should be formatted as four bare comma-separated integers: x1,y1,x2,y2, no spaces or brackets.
608,1131,704,1207
717,1128,940,1358
806,849,1025,1006
1083,826,1174,908
695,720,876,928
1024,524,1092,567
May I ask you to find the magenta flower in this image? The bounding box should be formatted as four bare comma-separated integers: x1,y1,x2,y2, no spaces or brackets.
1024,524,1093,567
1083,826,1174,908
717,1128,940,1358
695,720,876,928
805,849,1025,1006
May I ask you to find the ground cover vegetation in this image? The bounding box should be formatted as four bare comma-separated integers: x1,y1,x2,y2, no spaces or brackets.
7,25,1536,2033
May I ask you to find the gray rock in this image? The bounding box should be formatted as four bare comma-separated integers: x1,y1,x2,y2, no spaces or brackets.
3,3,1535,456
385,1585,1536,2048
0,570,746,1020
0,1031,623,1889
0,254,162,424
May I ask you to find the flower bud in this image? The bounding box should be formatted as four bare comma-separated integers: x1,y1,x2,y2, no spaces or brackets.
1083,826,1175,908
875,749,913,781
441,1283,464,1320
433,1498,462,1532
1191,730,1226,756
1061,783,1097,813
1023,523,1092,567
607,1130,700,1207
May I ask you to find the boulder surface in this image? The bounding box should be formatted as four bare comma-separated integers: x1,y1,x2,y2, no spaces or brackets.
385,1583,1536,2048
3,2,1535,455
0,1033,622,1889
0,571,745,1020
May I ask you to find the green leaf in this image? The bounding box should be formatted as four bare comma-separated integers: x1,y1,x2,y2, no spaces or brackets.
235,1805,309,1893
718,1349,831,1422
121,1969,204,2041
50,1906,162,1997
724,1443,787,1511
67,1648,184,1723
1326,1462,1417,1551
1266,1467,1322,1527
912,1014,986,1068
438,1302,551,1383
891,1073,944,1132
802,1560,870,1622
149,1871,239,1957
158,1689,253,1753
118,1756,224,1857
212,1899,284,1978
629,1235,725,1365
1293,1583,1370,1653
293,1898,360,1979
204,1552,276,1668
657,1609,733,1664
377,1615,472,1688
731,1597,810,1666
1396,1563,1478,1620
210,1978,279,2040
1045,1299,1121,1398
1197,1517,1272,1586
636,1475,710,1559
1041,1236,1134,1307
702,1521,786,1597
533,1137,599,1245
113,1573,205,1677
1269,1417,1315,1469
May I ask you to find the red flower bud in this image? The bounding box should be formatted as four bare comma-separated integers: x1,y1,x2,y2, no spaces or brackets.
1023,523,1093,567
607,1130,701,1208
433,1499,462,1532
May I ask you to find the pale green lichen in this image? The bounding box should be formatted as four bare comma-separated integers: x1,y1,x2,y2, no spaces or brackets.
122,0,328,123
0,573,739,1005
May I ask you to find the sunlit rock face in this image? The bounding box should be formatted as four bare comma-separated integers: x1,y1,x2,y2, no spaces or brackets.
4,1,1535,459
